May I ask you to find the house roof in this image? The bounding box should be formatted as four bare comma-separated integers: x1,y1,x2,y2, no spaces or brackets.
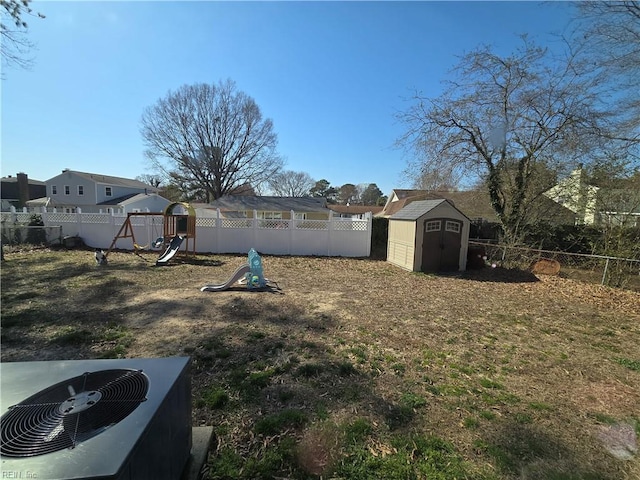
391,199,466,221
53,170,159,191
390,189,428,201
1,176,45,185
380,189,501,221
378,192,438,218
208,195,329,212
328,205,384,215
381,189,578,225
428,191,499,221
97,193,168,206
25,197,56,207
97,193,140,205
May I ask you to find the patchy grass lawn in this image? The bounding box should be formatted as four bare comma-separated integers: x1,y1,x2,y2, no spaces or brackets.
1,246,639,479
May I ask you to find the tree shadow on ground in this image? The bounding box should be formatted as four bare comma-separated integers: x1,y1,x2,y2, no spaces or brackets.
479,420,622,479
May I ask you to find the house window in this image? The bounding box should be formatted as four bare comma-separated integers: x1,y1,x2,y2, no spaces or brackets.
64,207,76,213
294,213,307,220
51,185,57,195
105,187,112,197
445,221,461,233
64,185,70,195
77,185,84,196
425,220,441,232
257,211,282,220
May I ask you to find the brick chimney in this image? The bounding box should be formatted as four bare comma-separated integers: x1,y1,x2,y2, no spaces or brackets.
17,172,29,207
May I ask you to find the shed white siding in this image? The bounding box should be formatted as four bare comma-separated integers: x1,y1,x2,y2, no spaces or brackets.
387,219,417,271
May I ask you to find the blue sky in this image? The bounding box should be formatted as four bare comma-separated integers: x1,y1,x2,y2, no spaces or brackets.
1,1,576,196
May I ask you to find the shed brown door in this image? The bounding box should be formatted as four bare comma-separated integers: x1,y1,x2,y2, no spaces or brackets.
421,219,462,272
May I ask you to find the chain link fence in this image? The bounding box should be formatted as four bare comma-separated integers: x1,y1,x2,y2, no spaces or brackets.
469,240,640,291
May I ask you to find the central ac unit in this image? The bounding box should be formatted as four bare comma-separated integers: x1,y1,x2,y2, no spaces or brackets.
0,357,192,480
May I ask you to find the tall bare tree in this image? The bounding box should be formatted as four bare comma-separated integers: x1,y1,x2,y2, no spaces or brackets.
1,0,45,71
570,1,640,152
268,170,315,196
397,38,611,243
140,80,283,202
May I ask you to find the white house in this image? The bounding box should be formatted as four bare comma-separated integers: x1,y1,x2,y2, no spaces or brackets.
26,170,169,214
544,167,600,225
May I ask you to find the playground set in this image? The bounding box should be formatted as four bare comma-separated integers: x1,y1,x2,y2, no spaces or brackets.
104,202,196,266
101,204,279,292
200,248,279,292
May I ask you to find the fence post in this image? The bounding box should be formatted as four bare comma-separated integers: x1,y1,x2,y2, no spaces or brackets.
109,210,116,249
366,212,372,257
216,208,221,254
601,258,610,286
328,214,334,256
290,210,295,255
76,207,83,238
252,210,258,248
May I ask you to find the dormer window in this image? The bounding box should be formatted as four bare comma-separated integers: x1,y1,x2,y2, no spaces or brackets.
105,187,112,197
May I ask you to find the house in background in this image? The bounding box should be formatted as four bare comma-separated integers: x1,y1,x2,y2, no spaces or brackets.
378,189,499,222
379,188,576,238
544,167,599,225
200,195,332,221
328,204,383,219
1,173,46,211
26,169,168,214
544,166,640,227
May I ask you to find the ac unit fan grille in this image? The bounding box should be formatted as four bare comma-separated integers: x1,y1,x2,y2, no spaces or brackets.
0,369,149,457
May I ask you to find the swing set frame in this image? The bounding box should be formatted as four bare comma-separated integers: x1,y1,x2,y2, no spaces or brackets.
104,202,196,260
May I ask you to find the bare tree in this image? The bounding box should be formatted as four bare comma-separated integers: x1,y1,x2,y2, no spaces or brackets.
1,0,45,71
135,174,164,189
397,38,611,243
404,163,461,191
570,1,640,150
268,170,315,196
140,80,283,202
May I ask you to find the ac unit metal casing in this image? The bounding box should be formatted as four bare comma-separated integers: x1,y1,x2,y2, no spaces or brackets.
0,357,192,480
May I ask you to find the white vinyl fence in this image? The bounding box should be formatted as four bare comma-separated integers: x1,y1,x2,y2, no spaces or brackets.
1,208,372,257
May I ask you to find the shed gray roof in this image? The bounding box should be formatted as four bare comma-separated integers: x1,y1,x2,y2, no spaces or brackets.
209,195,329,213
390,199,459,221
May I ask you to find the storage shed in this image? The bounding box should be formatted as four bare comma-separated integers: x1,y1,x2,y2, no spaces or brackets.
387,199,470,272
